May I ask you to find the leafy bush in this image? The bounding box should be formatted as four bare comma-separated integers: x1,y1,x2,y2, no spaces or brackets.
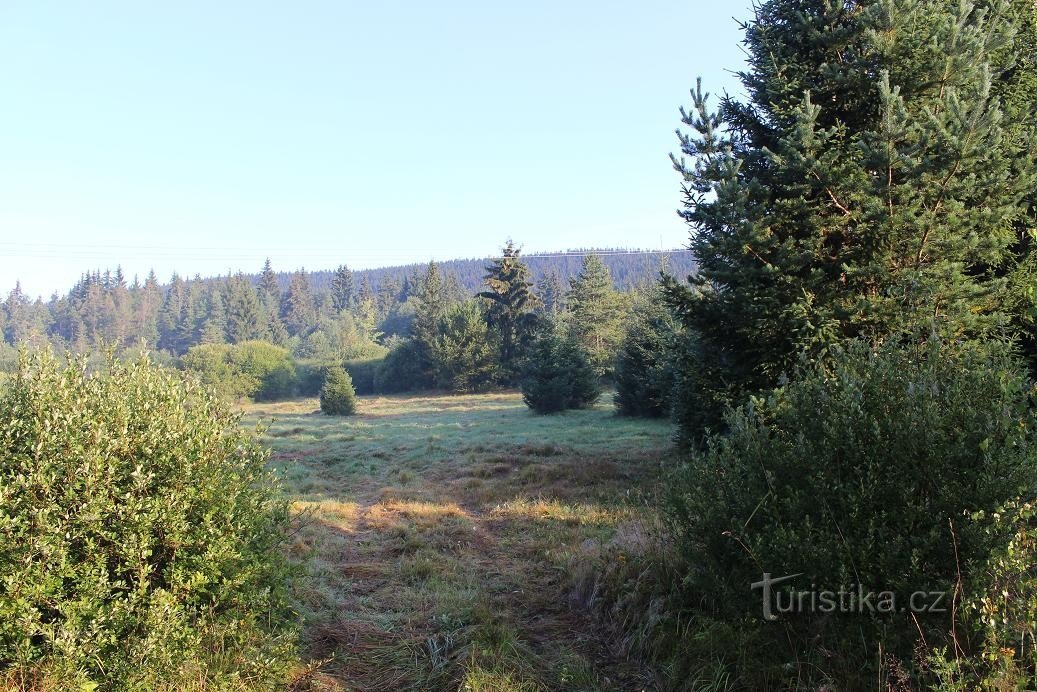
929,497,1037,689
520,328,599,414
181,340,296,401
374,338,430,394
614,286,680,418
658,338,1037,687
320,365,357,415
344,357,383,395
231,340,296,401
0,351,296,688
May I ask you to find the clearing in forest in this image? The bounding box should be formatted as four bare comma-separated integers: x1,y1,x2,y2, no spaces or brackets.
242,391,674,690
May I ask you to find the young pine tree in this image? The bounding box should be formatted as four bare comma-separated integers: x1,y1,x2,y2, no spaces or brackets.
520,326,600,414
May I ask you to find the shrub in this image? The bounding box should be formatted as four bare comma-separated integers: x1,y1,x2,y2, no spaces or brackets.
657,337,1037,687
344,357,383,395
181,340,296,401
929,497,1037,689
520,329,599,414
320,365,357,416
231,340,296,401
375,338,429,394
0,351,296,688
614,286,680,418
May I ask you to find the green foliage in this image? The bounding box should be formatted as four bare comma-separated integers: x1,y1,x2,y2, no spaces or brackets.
432,301,500,393
667,0,1037,434
929,497,1037,689
664,338,1036,687
520,327,600,414
478,241,542,381
375,338,430,393
344,357,383,395
181,340,296,401
614,285,680,418
320,365,357,416
565,255,629,377
0,351,296,688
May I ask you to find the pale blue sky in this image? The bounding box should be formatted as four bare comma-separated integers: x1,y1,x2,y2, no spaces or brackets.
0,1,751,298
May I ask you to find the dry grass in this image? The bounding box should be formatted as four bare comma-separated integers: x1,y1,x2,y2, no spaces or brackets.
242,390,674,690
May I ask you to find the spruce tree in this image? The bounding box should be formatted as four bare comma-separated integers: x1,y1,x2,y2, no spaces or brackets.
279,270,315,337
614,284,680,418
224,273,264,344
432,300,499,392
258,258,280,304
665,0,1037,431
566,254,628,376
478,241,543,379
320,365,357,415
330,264,356,313
412,262,446,348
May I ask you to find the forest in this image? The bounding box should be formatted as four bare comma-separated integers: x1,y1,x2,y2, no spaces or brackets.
3,0,1037,689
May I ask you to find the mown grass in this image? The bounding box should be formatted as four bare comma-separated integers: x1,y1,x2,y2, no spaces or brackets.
241,390,674,690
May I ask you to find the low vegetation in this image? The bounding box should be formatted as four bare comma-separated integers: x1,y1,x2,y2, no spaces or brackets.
0,352,297,689
244,390,674,690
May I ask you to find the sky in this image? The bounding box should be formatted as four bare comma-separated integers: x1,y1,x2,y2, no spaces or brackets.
0,1,751,299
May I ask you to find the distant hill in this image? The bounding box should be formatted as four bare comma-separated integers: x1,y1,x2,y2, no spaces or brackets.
257,248,696,294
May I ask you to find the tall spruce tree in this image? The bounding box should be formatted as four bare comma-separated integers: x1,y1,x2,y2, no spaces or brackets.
478,241,542,379
566,254,628,376
330,264,356,313
279,270,315,337
665,0,1037,430
224,273,264,343
411,261,448,384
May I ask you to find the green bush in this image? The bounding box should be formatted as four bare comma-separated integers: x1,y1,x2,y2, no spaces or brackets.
345,357,384,395
320,365,357,416
929,497,1037,689
0,351,296,688
658,338,1037,687
520,329,599,414
374,338,429,394
181,340,296,401
614,287,680,418
231,341,296,401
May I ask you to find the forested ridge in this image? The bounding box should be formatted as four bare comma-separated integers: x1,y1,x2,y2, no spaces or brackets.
0,247,692,356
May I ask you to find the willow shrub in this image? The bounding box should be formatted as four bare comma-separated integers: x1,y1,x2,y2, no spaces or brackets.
0,352,297,689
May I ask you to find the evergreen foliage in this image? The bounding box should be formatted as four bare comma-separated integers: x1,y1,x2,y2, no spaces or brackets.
665,0,1037,432
614,284,680,417
566,255,629,377
520,326,600,414
319,364,357,415
432,301,500,393
478,241,542,380
662,337,1037,687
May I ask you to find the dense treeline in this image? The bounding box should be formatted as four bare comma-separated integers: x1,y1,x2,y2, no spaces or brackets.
0,248,690,358
601,0,1037,688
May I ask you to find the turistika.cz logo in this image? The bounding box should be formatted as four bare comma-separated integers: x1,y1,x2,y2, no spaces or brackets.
751,573,948,621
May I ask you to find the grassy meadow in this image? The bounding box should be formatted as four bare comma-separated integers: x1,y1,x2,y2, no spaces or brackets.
242,390,674,690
